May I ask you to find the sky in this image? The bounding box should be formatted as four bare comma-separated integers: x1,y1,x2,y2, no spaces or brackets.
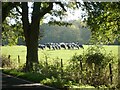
7,1,86,25
28,1,86,23
43,8,86,23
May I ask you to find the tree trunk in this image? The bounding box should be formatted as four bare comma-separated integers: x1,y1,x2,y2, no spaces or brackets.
21,2,41,71
25,26,39,71
21,2,53,72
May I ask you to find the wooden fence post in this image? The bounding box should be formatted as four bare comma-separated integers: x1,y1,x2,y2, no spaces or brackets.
79,59,83,84
45,56,48,75
18,55,20,64
86,68,89,83
44,55,48,67
118,59,120,88
8,55,11,65
109,63,113,85
46,58,48,67
61,59,63,78
8,55,10,60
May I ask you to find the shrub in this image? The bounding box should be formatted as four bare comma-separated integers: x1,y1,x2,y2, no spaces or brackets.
2,55,16,69
65,45,116,88
84,45,115,87
40,76,65,88
65,53,83,83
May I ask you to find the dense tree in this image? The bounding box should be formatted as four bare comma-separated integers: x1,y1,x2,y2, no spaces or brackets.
83,2,120,44
82,2,120,88
39,21,90,44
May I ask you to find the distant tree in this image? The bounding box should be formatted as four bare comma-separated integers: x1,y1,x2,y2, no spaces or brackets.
39,21,90,44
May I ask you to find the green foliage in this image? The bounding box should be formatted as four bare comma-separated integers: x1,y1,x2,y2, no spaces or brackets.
85,45,114,69
84,46,115,87
2,45,119,88
31,59,62,79
86,46,105,66
48,21,72,27
2,19,24,45
2,55,17,69
84,2,120,44
3,69,46,83
40,76,65,88
40,21,90,44
64,54,83,83
65,45,116,88
2,2,81,46
2,55,11,68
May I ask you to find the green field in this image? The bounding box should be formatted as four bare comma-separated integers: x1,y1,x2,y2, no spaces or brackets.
1,45,119,65
2,45,119,88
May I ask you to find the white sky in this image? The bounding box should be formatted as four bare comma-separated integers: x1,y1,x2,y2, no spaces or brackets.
28,1,86,23
43,8,85,23
8,1,86,25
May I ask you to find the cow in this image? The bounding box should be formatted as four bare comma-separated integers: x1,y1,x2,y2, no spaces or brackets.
38,44,46,50
60,43,66,49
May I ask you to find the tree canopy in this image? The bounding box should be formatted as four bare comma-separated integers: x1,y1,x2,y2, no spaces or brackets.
83,2,120,44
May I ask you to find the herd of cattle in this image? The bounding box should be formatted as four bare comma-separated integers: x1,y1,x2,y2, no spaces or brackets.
38,42,84,50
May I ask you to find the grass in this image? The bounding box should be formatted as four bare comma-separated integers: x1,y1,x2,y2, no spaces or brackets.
3,69,46,83
1,45,27,65
2,45,119,89
3,69,96,89
1,45,119,64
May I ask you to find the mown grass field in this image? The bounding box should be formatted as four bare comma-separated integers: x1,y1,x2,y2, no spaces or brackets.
1,45,119,65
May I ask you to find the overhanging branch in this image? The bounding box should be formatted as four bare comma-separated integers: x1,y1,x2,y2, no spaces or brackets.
2,2,20,22
40,2,53,17
55,2,67,12
16,6,22,15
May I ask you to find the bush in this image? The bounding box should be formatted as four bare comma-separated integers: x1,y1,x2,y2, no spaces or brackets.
84,45,115,87
65,53,83,83
2,55,16,68
2,55,10,67
65,45,116,88
85,46,113,69
40,76,65,88
2,45,117,89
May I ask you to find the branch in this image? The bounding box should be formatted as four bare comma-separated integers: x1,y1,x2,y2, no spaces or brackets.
2,2,20,22
75,2,83,8
55,2,67,12
16,6,22,15
31,2,41,23
40,2,53,17
48,20,72,27
31,2,53,26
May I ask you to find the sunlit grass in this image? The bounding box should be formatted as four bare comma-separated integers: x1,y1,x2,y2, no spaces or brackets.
1,45,119,65
2,45,119,89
